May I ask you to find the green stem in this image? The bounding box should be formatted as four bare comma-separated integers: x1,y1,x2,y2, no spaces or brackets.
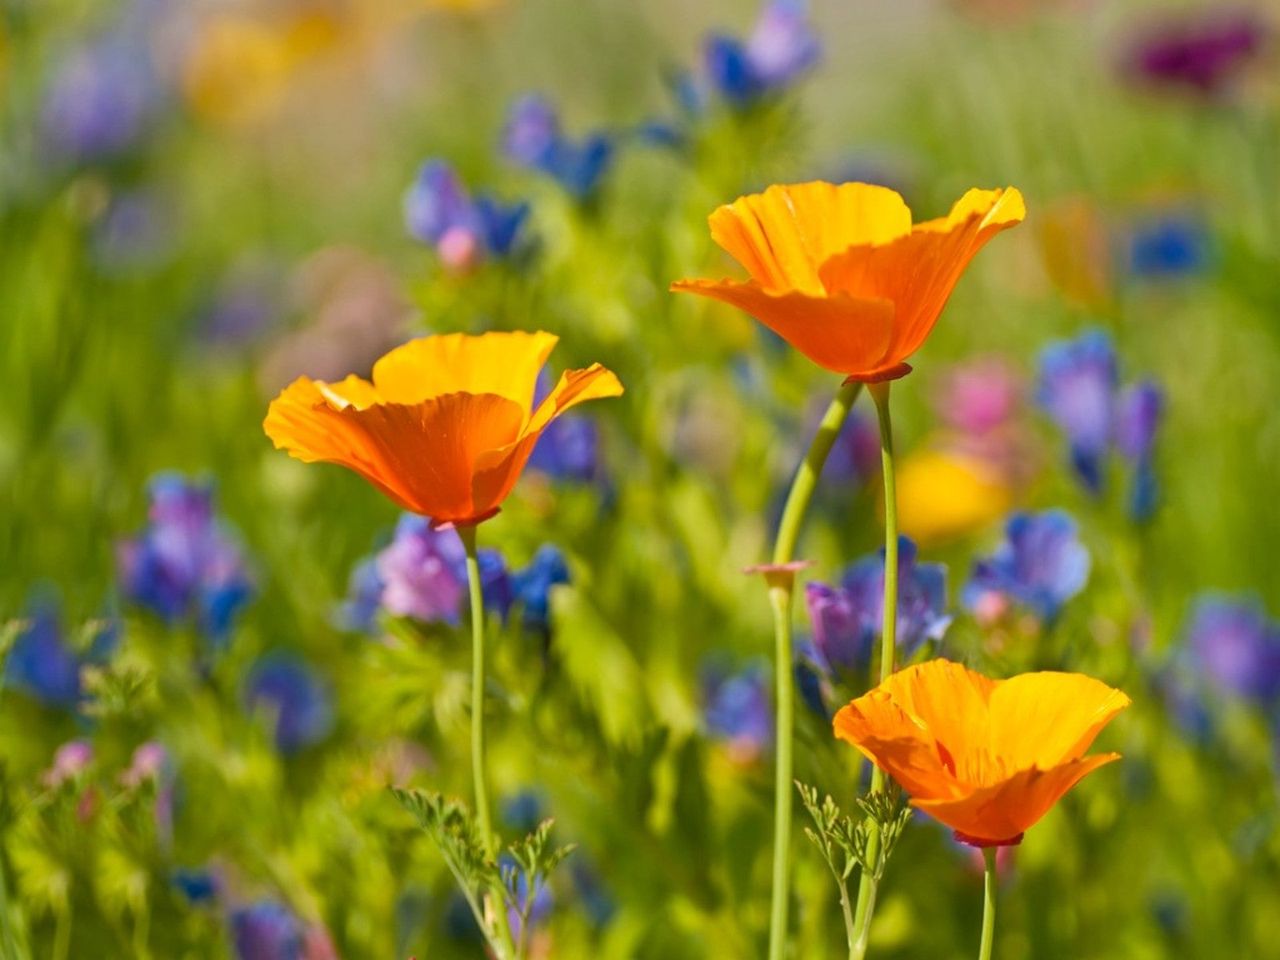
772,381,863,566
849,878,877,960
767,380,862,960
457,525,517,960
838,881,858,960
766,584,795,960
978,848,997,960
850,382,899,955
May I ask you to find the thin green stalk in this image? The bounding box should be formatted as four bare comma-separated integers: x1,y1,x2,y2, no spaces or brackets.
850,382,899,957
978,848,997,960
767,380,862,960
766,583,795,960
771,381,863,566
457,525,517,960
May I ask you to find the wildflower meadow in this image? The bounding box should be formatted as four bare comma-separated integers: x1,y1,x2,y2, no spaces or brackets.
2,1,1279,958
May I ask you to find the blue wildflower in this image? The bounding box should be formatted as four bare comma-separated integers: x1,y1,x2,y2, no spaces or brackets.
335,558,385,634
1036,330,1118,493
172,868,219,906
702,661,772,760
502,790,547,834
1128,212,1211,278
229,901,304,960
1036,329,1164,520
793,641,830,719
243,652,334,755
702,0,819,109
1116,380,1164,521
1180,595,1280,707
117,473,255,647
528,371,605,484
404,160,530,270
528,416,602,483
502,854,554,943
963,510,1090,623
511,545,570,634
5,601,84,708
502,94,615,200
805,538,950,682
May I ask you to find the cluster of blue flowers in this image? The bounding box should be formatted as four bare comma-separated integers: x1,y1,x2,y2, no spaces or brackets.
788,515,1090,717
5,600,117,708
116,472,256,647
699,0,821,110
804,537,951,685
503,94,617,201
406,0,820,270
963,510,1091,625
1036,329,1164,521
404,161,531,271
339,514,571,639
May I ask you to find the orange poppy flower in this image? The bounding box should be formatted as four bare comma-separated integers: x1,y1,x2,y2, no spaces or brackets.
671,182,1025,381
263,331,623,526
833,659,1129,846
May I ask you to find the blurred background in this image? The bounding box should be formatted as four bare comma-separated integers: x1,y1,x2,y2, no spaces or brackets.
1,0,1278,957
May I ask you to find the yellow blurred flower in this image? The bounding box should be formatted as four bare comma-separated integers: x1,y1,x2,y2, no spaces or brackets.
181,12,340,127
894,445,1012,545
1036,197,1113,310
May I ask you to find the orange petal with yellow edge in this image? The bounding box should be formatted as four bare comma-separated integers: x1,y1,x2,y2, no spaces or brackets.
834,695,960,800
670,278,895,376
264,377,419,508
471,363,625,511
819,187,1025,365
986,672,1132,770
707,182,913,294
371,330,559,408
911,754,1121,844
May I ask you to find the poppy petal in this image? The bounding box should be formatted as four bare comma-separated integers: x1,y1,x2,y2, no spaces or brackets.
706,182,913,294
834,693,961,799
264,377,422,508
670,278,895,375
266,381,527,522
873,660,998,778
467,364,625,511
818,187,1025,364
911,753,1120,844
987,672,1132,769
371,330,559,408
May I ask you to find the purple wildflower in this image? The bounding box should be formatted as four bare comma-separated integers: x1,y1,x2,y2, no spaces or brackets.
1181,595,1280,707
229,901,304,960
1124,11,1269,97
805,537,951,681
117,473,255,646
